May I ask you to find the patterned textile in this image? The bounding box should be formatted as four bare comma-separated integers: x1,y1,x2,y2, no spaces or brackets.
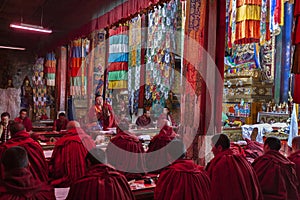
32,58,48,117
182,0,209,163
184,0,207,96
0,88,21,119
44,52,56,86
270,0,285,32
260,0,271,44
93,30,106,96
145,0,179,113
260,40,273,79
69,38,89,96
108,26,129,90
128,16,142,115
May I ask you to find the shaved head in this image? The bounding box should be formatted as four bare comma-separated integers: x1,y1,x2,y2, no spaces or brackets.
292,136,300,151
66,121,81,130
2,146,28,171
10,122,25,136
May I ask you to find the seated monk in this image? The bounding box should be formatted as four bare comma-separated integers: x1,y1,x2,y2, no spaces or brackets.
106,121,146,180
53,112,69,132
0,122,48,182
230,142,245,156
154,139,211,200
49,121,96,187
157,107,176,128
206,134,263,200
14,109,32,132
136,109,153,128
88,95,115,131
289,136,300,198
244,138,264,163
0,146,55,200
66,148,134,200
146,120,177,172
252,137,299,200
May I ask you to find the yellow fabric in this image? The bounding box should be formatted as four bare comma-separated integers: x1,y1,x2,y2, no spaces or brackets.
237,0,262,7
236,5,261,22
280,0,284,26
108,80,128,89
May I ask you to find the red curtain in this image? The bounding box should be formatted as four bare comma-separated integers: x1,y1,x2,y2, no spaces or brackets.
48,0,164,51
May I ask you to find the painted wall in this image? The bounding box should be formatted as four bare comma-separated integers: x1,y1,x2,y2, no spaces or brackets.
0,50,35,89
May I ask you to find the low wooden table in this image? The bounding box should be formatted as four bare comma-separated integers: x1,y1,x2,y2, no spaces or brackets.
131,180,156,200
31,131,64,150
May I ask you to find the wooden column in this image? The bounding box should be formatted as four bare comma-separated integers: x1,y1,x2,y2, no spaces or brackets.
87,33,95,111
55,46,67,114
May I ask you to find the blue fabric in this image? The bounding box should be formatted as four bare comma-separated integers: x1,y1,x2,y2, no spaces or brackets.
108,53,128,62
280,3,294,103
67,97,76,120
270,0,277,31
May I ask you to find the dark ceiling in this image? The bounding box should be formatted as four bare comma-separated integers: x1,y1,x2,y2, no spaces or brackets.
0,0,122,53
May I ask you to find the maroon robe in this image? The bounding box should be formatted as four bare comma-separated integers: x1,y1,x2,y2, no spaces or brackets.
289,150,300,198
14,117,32,132
0,130,48,182
244,138,264,163
146,125,177,172
49,127,95,187
230,142,246,156
155,159,211,200
66,164,134,200
53,118,69,131
135,115,152,128
0,168,55,200
252,150,299,200
106,130,146,180
206,149,263,200
88,103,115,130
157,113,176,127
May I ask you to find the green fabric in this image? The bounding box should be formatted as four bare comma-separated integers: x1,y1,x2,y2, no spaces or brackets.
108,70,128,81
109,35,129,45
71,77,82,86
46,74,55,79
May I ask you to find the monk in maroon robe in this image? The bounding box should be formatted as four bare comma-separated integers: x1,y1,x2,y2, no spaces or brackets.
0,122,48,182
157,107,176,128
244,138,264,163
0,146,55,200
252,137,299,200
106,121,146,180
88,95,115,130
155,139,211,200
230,142,246,156
52,112,69,131
67,148,134,200
206,134,263,200
14,109,32,132
289,136,300,198
146,121,177,172
136,109,153,128
49,121,96,187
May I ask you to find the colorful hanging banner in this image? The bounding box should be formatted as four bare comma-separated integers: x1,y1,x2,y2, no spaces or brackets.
44,52,56,86
108,26,129,90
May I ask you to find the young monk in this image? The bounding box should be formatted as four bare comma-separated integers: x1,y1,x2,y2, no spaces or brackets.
0,146,55,200
252,137,299,200
206,134,263,200
49,121,95,187
66,148,134,200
